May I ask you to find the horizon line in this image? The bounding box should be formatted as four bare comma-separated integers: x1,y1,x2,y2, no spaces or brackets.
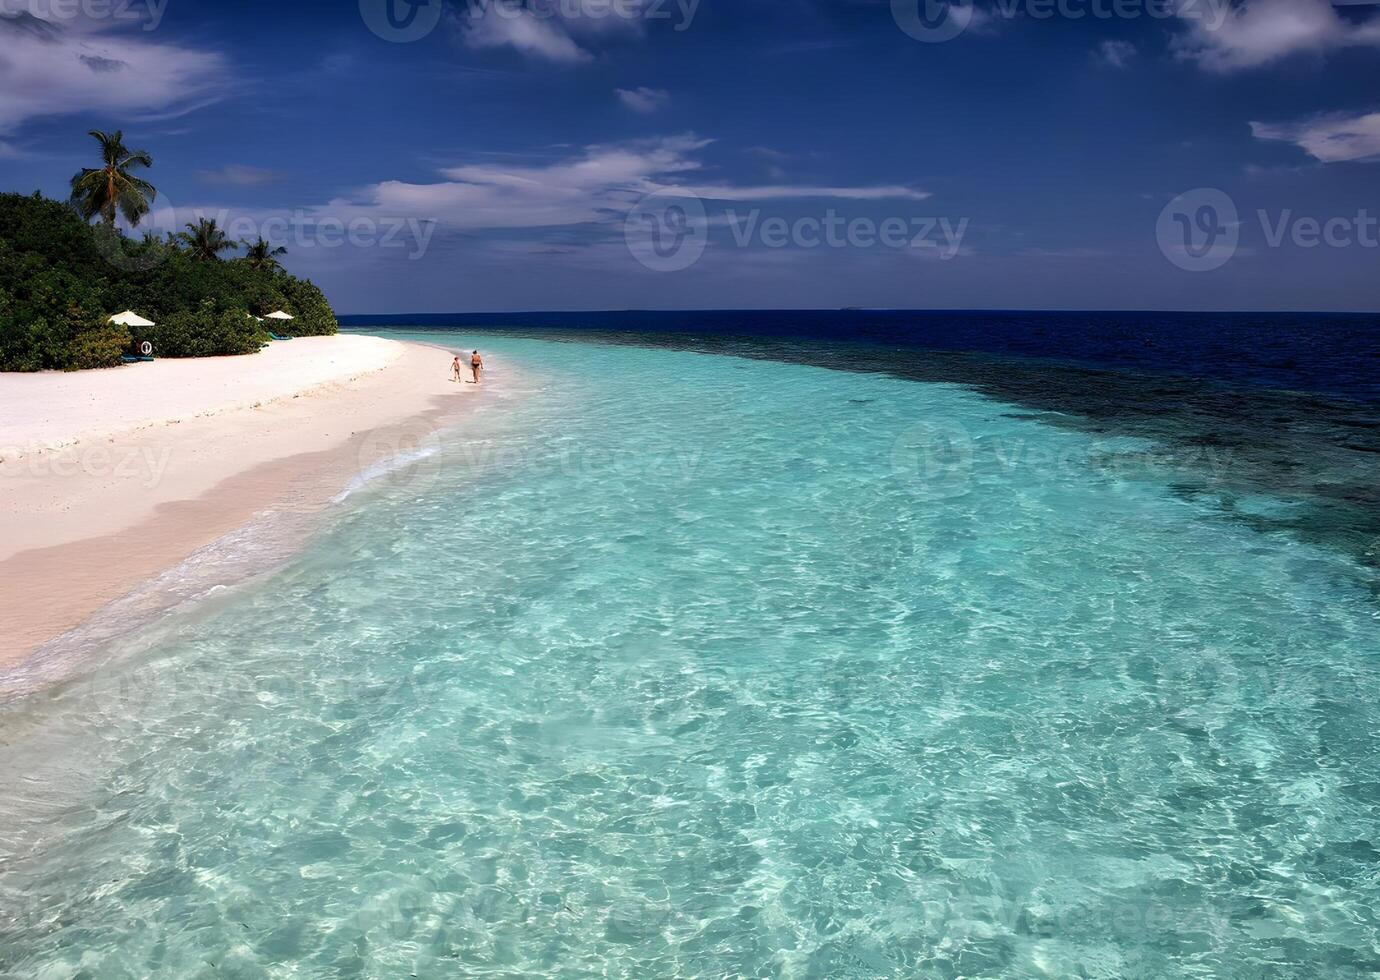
338,307,1380,318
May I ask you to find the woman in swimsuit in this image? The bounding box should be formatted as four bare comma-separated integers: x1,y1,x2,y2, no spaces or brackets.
470,350,484,384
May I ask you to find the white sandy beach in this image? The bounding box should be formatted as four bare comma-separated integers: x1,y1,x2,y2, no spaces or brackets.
0,335,405,454
0,335,480,669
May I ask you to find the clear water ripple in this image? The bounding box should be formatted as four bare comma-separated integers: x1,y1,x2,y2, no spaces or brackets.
1,334,1378,977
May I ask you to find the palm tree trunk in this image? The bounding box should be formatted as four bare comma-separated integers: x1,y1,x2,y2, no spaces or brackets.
104,173,117,225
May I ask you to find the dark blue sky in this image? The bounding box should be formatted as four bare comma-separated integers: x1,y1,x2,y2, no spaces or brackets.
3,0,1379,312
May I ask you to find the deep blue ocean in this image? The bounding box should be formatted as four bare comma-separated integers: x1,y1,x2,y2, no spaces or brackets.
341,309,1380,403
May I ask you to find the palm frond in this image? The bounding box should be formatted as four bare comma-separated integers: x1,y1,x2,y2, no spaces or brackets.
125,175,157,202
69,167,100,189
120,150,153,171
69,128,157,227
117,191,150,227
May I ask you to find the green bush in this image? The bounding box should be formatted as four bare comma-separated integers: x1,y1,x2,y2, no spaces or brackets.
277,278,339,336
0,191,337,371
209,306,267,356
0,300,129,371
0,316,69,372
145,299,263,359
67,322,131,370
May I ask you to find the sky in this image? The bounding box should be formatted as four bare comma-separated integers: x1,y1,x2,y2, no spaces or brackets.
2,0,1379,313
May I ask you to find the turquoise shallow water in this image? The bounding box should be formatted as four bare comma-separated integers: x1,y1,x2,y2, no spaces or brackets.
2,333,1379,977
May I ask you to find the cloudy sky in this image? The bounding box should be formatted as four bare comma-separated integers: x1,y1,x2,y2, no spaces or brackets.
2,0,1379,312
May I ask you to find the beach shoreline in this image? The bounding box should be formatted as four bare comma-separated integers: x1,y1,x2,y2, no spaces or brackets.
0,335,481,675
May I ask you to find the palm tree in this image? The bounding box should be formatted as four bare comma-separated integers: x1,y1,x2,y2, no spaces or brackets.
69,130,156,226
177,217,237,261
242,236,288,272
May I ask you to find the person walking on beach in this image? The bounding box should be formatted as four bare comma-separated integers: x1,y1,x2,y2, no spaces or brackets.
470,350,484,385
451,355,463,383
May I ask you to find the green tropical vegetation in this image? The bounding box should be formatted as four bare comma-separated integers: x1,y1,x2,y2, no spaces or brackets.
244,236,289,273
0,131,337,372
177,217,237,262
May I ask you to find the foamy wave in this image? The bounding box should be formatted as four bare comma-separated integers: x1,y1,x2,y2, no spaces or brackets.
333,445,440,504
3,439,439,696
0,508,317,699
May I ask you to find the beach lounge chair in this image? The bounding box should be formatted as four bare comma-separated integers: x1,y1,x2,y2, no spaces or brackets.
122,340,156,363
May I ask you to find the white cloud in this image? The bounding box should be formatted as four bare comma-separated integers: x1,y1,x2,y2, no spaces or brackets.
681,184,930,202
299,135,930,234
197,165,284,186
965,5,999,35
1173,0,1380,72
456,0,653,63
1097,39,1136,68
1243,161,1316,178
460,7,592,62
1251,111,1380,163
616,86,671,113
334,135,706,230
0,9,228,133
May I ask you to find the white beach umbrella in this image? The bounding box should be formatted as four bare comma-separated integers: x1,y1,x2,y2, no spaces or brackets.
265,311,295,321
109,310,155,328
